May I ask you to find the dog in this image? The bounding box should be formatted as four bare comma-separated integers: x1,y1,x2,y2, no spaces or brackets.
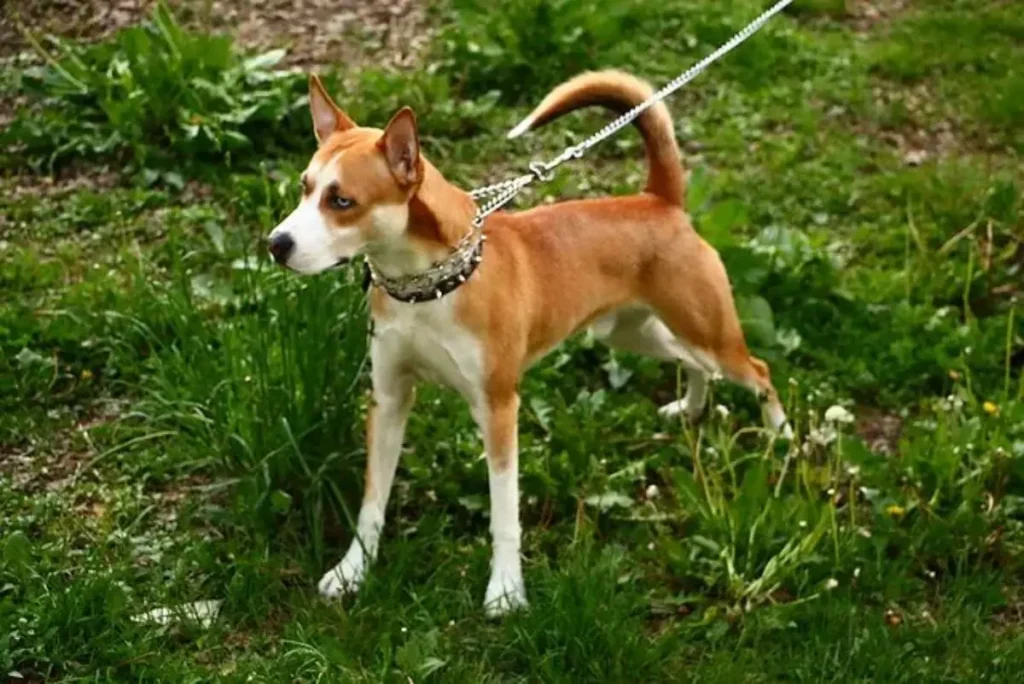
267,70,791,616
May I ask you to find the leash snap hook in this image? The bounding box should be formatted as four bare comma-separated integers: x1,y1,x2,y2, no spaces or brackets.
528,161,554,182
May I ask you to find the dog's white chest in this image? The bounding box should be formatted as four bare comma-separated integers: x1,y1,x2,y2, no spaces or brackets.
372,296,485,400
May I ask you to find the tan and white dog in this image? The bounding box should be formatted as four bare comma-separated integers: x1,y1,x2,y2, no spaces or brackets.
267,70,791,616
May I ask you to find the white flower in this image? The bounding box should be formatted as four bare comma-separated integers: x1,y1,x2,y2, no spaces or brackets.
645,484,660,500
824,405,855,424
824,578,839,590
853,567,861,578
940,394,965,412
714,404,730,419
808,425,837,447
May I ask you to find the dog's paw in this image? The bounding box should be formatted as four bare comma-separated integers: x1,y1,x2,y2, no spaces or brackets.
657,399,704,424
318,552,365,599
484,568,528,618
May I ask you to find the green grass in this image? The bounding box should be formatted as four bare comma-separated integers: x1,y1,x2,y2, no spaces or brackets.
2,0,1023,680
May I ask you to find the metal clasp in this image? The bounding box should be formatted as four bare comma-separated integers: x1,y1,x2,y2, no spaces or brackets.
528,161,554,182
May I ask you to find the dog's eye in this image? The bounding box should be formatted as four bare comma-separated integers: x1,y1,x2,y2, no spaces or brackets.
330,195,355,210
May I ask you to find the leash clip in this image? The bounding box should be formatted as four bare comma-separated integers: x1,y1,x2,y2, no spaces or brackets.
528,161,554,182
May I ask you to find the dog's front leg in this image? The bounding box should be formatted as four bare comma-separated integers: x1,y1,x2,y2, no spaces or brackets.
475,390,528,616
319,357,414,599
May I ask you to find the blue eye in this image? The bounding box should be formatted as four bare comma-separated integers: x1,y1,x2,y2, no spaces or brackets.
330,195,355,210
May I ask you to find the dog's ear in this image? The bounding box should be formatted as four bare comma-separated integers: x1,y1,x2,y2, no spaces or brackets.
378,107,422,188
309,74,356,142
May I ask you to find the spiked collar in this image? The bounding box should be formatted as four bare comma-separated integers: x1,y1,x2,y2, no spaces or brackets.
363,228,486,303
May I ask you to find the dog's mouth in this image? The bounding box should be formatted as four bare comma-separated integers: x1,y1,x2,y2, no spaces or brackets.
273,257,351,274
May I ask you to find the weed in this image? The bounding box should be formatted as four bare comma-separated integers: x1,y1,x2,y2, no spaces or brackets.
2,3,307,178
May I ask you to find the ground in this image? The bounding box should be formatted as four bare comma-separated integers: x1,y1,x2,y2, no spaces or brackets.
1,0,1022,681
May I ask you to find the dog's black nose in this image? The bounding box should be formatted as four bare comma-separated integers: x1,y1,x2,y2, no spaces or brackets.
268,233,295,265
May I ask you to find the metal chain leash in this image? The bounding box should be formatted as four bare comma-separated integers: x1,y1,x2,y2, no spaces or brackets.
368,0,793,303
468,0,794,229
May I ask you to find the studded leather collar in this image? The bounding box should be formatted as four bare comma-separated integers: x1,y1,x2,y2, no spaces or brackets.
362,230,485,304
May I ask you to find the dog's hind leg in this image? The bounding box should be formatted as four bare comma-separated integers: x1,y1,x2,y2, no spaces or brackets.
718,350,792,438
638,238,792,437
319,352,415,599
591,306,711,423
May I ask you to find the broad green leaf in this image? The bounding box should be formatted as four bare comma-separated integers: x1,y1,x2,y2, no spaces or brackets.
736,295,776,347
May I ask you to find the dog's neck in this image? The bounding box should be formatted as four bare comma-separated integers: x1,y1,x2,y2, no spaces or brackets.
364,161,479,279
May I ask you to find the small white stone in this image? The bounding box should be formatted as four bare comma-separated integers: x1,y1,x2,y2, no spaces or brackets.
645,484,660,499
132,600,222,628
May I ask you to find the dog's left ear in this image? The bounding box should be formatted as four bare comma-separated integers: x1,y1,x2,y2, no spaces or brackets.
378,107,422,188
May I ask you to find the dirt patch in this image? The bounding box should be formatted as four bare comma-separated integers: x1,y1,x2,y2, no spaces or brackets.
0,441,92,494
0,1,155,58
847,0,911,33
0,0,430,68
822,80,999,166
210,0,432,71
870,83,957,159
0,165,122,202
855,409,903,455
0,399,128,494
992,584,1024,636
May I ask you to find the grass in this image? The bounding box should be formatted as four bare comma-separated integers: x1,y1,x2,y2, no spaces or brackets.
1,0,1023,680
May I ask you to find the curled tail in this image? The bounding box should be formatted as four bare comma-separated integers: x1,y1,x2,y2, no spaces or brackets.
508,70,685,207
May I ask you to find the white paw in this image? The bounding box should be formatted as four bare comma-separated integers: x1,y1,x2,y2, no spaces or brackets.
658,399,703,422
484,566,528,618
318,550,366,599
779,422,794,440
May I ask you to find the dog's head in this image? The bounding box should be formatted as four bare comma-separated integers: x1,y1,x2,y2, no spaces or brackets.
267,75,430,275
